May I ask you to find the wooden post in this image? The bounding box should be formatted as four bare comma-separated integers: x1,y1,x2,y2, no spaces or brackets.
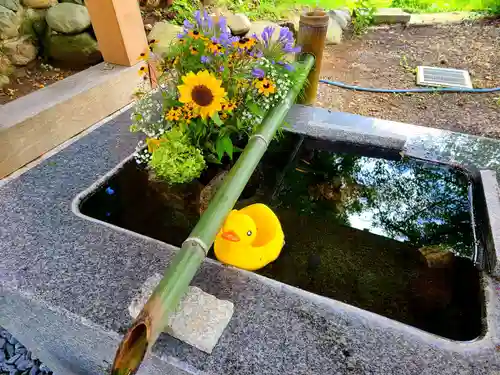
297,10,329,105
85,0,148,66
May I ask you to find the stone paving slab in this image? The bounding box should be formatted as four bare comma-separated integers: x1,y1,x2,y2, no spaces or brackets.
0,105,499,374
408,11,479,26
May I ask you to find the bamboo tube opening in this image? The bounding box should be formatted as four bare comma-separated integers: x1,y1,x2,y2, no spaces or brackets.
112,323,149,375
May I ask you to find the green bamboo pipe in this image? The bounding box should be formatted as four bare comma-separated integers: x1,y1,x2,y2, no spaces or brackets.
111,54,315,375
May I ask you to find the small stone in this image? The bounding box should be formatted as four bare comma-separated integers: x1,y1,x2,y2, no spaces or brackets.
46,3,90,34
6,353,22,364
0,337,6,348
29,365,39,375
326,17,342,45
1,36,38,66
25,351,31,360
227,12,251,36
15,347,27,355
144,23,152,31
9,369,20,375
16,359,33,371
6,342,15,357
0,350,5,362
22,0,57,9
39,364,49,372
8,335,17,345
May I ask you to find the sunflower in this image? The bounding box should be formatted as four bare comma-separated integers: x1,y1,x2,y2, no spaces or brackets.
166,107,181,121
138,66,148,76
190,46,199,55
178,70,227,119
258,80,276,97
253,77,266,89
148,39,159,51
233,37,256,50
207,41,224,55
138,50,149,61
221,100,237,112
188,30,203,40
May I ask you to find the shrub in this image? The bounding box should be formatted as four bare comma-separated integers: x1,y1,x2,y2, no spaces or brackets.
149,130,206,184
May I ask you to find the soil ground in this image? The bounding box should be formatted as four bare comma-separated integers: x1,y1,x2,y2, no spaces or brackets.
0,59,81,105
317,19,500,138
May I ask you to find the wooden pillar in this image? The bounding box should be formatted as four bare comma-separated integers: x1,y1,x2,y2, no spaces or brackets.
85,0,148,66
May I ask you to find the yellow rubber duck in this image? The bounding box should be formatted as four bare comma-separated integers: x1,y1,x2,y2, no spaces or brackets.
214,203,285,271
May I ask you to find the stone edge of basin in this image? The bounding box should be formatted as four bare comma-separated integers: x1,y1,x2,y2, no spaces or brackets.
1,105,500,375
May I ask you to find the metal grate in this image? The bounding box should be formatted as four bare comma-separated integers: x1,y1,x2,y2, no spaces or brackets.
416,66,473,89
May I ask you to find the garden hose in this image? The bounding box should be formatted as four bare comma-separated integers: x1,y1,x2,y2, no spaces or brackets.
319,79,500,93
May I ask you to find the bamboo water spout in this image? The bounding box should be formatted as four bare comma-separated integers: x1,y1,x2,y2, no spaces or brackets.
111,57,317,375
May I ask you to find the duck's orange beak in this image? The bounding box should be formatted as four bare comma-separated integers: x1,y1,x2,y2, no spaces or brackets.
221,230,240,242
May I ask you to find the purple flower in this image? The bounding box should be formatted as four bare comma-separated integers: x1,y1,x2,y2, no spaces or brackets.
252,68,265,78
219,66,224,72
278,61,294,71
194,11,202,26
218,16,227,31
201,55,210,64
183,20,193,29
261,26,275,47
177,32,186,39
283,44,301,54
278,27,294,45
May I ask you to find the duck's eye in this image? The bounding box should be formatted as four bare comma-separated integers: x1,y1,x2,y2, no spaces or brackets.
247,231,252,236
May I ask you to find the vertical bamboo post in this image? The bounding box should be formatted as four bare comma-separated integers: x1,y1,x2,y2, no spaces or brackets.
297,10,329,105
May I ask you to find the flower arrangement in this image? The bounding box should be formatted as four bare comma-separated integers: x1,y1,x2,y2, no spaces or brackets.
130,10,304,185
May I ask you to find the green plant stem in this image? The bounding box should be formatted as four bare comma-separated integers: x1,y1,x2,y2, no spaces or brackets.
111,54,315,375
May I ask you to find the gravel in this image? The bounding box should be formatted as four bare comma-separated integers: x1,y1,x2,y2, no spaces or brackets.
0,328,52,375
318,19,500,139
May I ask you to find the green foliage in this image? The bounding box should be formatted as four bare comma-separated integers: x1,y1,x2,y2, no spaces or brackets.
168,0,196,25
390,0,498,12
353,0,376,35
150,130,206,184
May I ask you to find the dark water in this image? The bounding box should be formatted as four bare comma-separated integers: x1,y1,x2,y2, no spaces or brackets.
80,132,483,340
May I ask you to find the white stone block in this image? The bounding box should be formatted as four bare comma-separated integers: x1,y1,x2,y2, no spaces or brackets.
129,273,234,354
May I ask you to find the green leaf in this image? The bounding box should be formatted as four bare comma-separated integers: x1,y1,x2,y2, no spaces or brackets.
215,136,234,161
247,102,264,116
211,112,223,126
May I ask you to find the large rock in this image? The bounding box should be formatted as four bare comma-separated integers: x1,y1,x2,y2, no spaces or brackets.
20,7,46,37
246,21,283,41
0,0,20,12
147,21,182,56
22,0,57,9
328,9,349,30
2,36,37,65
227,12,251,36
326,17,342,45
45,31,102,67
0,74,9,87
60,0,84,4
0,5,22,40
46,3,90,34
0,52,12,75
